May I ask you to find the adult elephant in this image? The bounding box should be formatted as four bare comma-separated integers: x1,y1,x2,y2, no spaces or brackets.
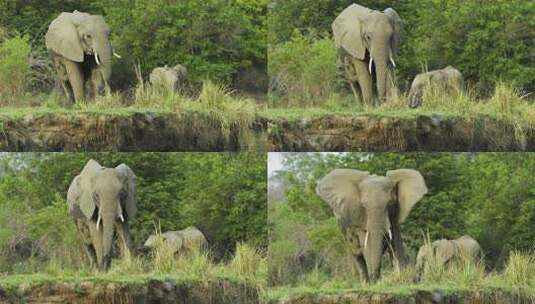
144,226,208,255
332,4,402,105
45,11,120,104
415,235,481,282
408,66,465,108
149,64,188,92
67,159,137,271
316,169,427,282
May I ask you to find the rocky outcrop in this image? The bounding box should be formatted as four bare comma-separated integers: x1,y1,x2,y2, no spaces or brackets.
0,111,267,151
0,279,259,304
272,290,534,304
268,114,535,152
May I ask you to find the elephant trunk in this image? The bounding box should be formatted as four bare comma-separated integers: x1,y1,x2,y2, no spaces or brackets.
364,228,384,282
370,37,393,103
94,37,113,94
100,200,117,271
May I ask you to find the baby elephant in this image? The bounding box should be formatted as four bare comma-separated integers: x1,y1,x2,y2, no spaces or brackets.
408,66,464,108
415,235,481,282
149,64,187,92
144,226,208,255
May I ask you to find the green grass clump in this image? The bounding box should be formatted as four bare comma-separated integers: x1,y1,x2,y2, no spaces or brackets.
229,243,267,283
266,250,535,302
501,251,535,288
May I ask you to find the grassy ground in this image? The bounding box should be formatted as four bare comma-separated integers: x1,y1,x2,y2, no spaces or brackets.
0,81,260,139
0,243,266,293
266,252,535,302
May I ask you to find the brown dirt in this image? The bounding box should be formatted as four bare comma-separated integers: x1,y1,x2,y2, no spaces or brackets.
272,290,534,304
267,114,535,152
0,112,267,152
0,279,259,304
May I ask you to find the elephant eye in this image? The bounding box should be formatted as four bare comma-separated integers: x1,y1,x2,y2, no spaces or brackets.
92,192,100,203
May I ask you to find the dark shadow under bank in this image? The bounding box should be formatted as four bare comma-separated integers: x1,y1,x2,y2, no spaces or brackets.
0,111,267,152
0,279,259,304
270,290,534,304
268,114,535,152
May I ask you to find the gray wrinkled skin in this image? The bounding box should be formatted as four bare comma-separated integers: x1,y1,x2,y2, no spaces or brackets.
144,226,208,255
415,235,481,281
149,64,187,92
45,11,116,104
316,168,427,282
67,159,137,271
408,66,465,108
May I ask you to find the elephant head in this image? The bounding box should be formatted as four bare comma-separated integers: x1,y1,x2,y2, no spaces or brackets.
45,11,114,94
67,159,136,270
333,4,401,102
316,168,427,281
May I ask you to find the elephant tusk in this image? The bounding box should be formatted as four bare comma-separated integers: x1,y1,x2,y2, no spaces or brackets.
368,58,373,74
96,214,101,230
94,52,101,65
113,52,122,59
364,231,369,249
119,214,124,222
390,55,396,68
388,229,393,240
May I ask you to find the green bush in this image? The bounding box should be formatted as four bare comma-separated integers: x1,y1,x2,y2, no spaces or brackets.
0,35,31,99
269,32,337,106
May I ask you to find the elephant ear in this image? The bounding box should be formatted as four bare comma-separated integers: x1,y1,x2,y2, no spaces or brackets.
332,4,371,60
78,159,103,219
384,8,402,56
386,169,428,224
115,164,137,220
316,169,370,226
67,174,82,215
45,12,84,62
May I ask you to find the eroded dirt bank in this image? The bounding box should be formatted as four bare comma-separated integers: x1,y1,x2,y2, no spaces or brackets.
0,111,267,151
268,114,535,151
273,290,534,304
0,279,259,304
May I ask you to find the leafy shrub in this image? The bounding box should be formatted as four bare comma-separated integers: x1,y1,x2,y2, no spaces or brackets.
0,35,31,100
269,32,337,106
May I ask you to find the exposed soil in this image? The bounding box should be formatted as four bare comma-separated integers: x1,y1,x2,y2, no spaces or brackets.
271,290,534,304
0,279,259,304
267,114,535,152
1,112,533,152
0,111,267,151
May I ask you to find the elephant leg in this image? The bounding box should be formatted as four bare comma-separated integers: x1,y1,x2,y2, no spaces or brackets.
75,220,98,267
354,254,369,283
115,221,133,258
87,221,104,268
61,81,75,104
390,221,407,267
83,245,98,268
353,60,373,105
63,60,84,102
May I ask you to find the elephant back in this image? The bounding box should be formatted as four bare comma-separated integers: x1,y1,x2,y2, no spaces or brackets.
454,235,481,260
179,226,208,252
